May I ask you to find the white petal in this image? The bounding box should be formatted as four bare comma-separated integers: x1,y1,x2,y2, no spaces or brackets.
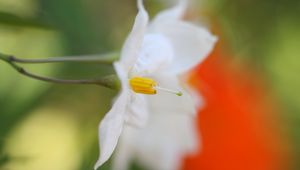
112,140,132,170
112,126,138,170
181,74,205,109
120,0,149,70
114,62,129,87
150,21,217,74
131,34,174,76
135,138,182,170
145,73,200,156
133,106,199,170
94,91,129,170
125,94,149,127
153,0,187,22
149,73,199,116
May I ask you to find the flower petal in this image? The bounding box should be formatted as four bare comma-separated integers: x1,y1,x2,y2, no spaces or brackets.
129,99,199,170
125,94,149,127
120,0,149,70
136,114,198,170
148,73,200,151
94,91,128,170
150,21,217,74
114,62,129,88
150,73,199,116
131,34,174,76
112,126,137,170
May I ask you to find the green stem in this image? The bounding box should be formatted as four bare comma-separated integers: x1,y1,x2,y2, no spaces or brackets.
0,53,120,90
5,52,119,64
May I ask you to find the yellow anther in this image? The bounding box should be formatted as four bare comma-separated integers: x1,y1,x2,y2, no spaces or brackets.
129,77,183,96
129,77,157,95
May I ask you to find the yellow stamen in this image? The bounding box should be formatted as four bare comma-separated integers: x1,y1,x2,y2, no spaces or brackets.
129,77,183,96
129,77,157,95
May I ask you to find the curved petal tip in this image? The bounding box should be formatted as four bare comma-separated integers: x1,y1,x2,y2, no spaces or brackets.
137,0,148,20
119,0,149,69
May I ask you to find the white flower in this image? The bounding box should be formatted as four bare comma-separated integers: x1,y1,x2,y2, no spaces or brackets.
94,0,216,169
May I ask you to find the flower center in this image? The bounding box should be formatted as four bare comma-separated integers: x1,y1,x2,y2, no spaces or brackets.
129,77,182,96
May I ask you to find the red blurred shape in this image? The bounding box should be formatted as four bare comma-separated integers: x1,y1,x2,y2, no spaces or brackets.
183,45,289,170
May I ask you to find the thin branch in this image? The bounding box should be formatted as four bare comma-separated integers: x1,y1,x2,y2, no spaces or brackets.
0,53,120,90
7,52,119,64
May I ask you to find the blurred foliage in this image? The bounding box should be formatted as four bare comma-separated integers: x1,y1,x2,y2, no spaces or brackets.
0,25,63,162
0,11,50,29
0,0,299,170
208,0,299,65
265,19,300,169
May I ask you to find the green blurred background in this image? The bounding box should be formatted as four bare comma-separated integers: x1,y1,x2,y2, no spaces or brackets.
0,0,299,170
